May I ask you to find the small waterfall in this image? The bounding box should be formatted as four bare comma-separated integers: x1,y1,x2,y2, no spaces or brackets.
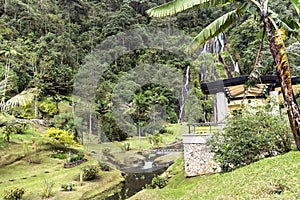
233,61,240,74
200,32,241,80
200,33,226,82
142,157,153,169
201,41,210,54
178,66,190,123
213,33,226,54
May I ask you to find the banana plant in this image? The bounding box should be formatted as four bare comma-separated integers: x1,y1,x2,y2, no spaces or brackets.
147,0,300,150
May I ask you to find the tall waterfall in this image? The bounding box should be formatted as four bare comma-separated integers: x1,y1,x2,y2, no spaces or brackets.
178,66,190,123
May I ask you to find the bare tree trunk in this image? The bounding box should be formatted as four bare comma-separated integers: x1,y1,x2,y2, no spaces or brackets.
89,105,92,135
138,110,141,150
261,1,300,150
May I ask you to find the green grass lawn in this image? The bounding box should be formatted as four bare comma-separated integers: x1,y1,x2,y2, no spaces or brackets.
113,123,188,151
130,151,300,200
0,156,124,200
0,128,124,200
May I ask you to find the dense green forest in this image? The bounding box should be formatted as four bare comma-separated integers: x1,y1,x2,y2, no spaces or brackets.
0,0,299,142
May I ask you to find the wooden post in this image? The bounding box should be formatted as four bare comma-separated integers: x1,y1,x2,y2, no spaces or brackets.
80,171,83,186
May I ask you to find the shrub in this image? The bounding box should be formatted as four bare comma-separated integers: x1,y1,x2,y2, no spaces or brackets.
42,179,55,198
12,123,27,134
39,100,58,118
77,150,84,160
81,165,99,180
147,133,163,148
51,153,67,159
99,162,110,171
67,151,85,163
150,175,168,189
2,126,14,142
21,107,35,119
61,183,76,191
3,186,25,200
209,105,292,172
1,123,28,142
44,127,77,147
159,126,174,135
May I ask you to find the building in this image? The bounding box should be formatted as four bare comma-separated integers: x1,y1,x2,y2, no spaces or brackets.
182,75,300,177
200,75,300,121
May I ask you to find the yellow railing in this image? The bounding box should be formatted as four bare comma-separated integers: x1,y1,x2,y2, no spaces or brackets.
187,123,225,135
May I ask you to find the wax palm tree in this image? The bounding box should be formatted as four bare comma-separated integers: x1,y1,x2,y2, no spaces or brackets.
147,0,300,150
144,88,169,122
0,48,20,108
126,92,151,149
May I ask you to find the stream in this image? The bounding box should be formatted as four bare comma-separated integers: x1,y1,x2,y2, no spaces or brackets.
106,150,177,200
89,140,183,199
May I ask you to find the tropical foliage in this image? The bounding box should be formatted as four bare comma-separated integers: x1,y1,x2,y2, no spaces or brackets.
147,0,300,150
0,0,298,143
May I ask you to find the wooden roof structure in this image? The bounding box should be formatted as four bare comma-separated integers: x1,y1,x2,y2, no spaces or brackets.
200,75,300,100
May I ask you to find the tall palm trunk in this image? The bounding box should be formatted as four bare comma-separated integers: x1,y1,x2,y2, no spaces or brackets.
4,0,8,14
260,1,300,150
138,110,141,150
1,60,10,108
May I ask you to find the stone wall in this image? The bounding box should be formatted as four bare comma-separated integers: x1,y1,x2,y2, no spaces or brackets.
183,134,221,177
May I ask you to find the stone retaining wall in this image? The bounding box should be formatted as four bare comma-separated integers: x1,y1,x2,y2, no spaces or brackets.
183,134,221,177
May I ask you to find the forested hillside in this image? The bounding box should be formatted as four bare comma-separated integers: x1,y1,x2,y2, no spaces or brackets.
0,0,299,141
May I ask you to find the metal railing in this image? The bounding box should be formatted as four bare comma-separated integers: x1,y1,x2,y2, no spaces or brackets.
187,122,225,134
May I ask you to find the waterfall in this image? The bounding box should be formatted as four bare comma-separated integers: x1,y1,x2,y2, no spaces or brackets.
233,61,240,74
178,66,190,123
201,41,210,54
213,33,226,54
198,33,240,122
200,33,226,82
200,33,226,122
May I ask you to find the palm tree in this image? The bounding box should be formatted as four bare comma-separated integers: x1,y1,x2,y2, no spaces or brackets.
145,88,169,122
127,92,151,149
147,0,300,150
0,48,20,108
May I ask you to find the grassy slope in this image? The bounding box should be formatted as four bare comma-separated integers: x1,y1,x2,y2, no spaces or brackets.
0,122,187,199
0,128,124,200
130,151,300,200
0,155,124,200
